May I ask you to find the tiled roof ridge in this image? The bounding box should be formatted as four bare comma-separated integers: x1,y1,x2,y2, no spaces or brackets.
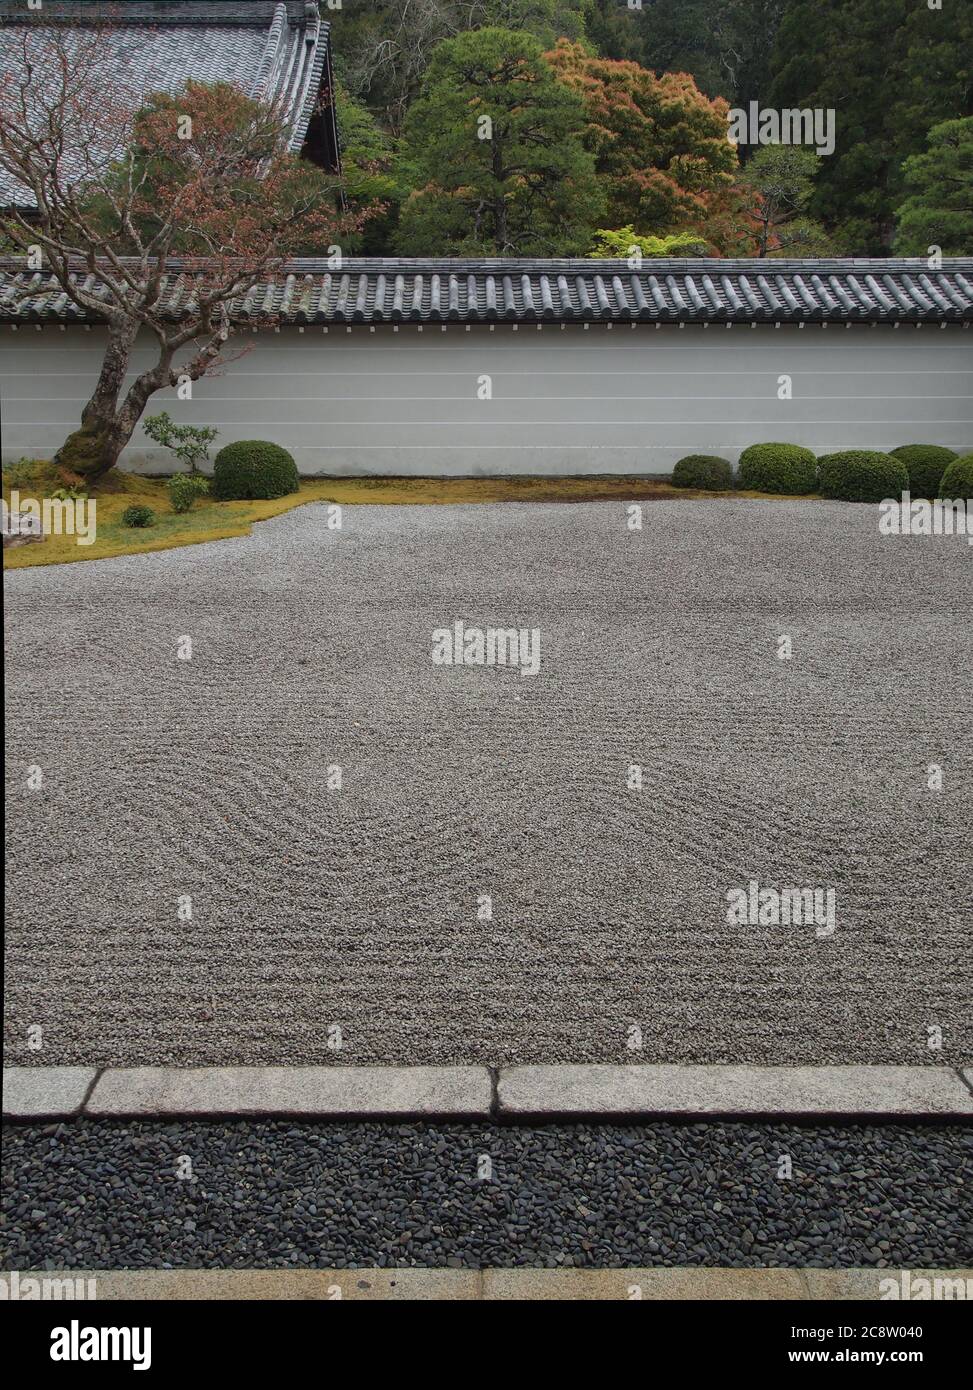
251,2,289,104
243,256,973,273
278,5,324,150
3,258,971,325
0,255,963,270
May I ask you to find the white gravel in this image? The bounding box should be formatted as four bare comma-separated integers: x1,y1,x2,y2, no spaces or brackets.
4,498,972,1066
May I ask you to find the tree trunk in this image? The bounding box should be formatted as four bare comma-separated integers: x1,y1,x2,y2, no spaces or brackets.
757,218,770,258
54,419,131,481
54,320,140,482
492,141,509,255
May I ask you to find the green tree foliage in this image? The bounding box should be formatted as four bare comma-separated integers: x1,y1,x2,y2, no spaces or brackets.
331,1,593,132
710,0,791,106
395,28,604,254
335,86,403,252
471,0,592,45
547,41,736,233
894,117,973,256
585,0,647,64
143,413,217,473
736,145,835,256
589,226,709,256
769,0,972,253
329,0,970,256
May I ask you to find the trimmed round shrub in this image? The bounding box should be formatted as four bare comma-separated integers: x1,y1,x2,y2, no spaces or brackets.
889,445,957,498
738,442,817,495
121,505,155,528
671,454,734,490
211,441,299,501
817,450,908,503
938,453,973,502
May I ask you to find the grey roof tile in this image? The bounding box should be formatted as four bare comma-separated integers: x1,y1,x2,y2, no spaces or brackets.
0,1,330,207
2,257,972,325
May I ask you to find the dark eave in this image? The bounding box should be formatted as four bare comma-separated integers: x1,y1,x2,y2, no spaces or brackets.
1,259,971,326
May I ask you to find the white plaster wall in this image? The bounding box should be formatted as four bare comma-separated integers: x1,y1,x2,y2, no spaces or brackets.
2,322,970,474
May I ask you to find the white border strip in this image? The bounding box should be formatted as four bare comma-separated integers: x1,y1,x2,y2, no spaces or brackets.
1,1067,96,1119
82,1066,493,1119
497,1064,973,1119
4,1065,971,1122
2,1267,970,1302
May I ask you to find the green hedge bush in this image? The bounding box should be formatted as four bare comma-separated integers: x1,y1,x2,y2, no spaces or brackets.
737,443,817,495
889,445,956,498
671,454,734,490
817,450,908,503
121,505,155,528
938,453,973,502
168,472,210,514
211,440,299,501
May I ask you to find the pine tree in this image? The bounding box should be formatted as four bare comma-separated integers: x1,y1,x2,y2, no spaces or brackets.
395,28,604,254
894,117,973,256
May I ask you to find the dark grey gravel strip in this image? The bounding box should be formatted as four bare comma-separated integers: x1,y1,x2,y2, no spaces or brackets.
3,1120,970,1271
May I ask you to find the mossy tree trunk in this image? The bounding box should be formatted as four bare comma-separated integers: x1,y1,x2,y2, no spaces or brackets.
54,321,140,482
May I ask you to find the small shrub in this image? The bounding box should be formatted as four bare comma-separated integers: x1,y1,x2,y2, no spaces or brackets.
50,485,89,501
121,505,155,528
738,442,817,494
144,412,218,473
817,450,908,503
2,457,42,490
671,454,735,489
938,453,973,502
211,440,299,501
671,454,734,490
168,472,210,514
889,445,957,498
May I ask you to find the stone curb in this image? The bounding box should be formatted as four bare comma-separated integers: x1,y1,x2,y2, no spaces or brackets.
3,1268,970,1302
83,1067,493,1119
496,1065,973,1119
4,1065,972,1122
2,1067,97,1120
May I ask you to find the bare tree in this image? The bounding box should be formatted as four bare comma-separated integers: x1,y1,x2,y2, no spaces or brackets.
340,0,465,133
337,1,588,133
0,22,359,481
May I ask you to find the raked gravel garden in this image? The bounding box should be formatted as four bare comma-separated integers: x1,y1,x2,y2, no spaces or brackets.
4,496,971,1071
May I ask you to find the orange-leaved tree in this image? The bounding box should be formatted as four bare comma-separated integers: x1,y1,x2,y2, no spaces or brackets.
546,41,738,236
